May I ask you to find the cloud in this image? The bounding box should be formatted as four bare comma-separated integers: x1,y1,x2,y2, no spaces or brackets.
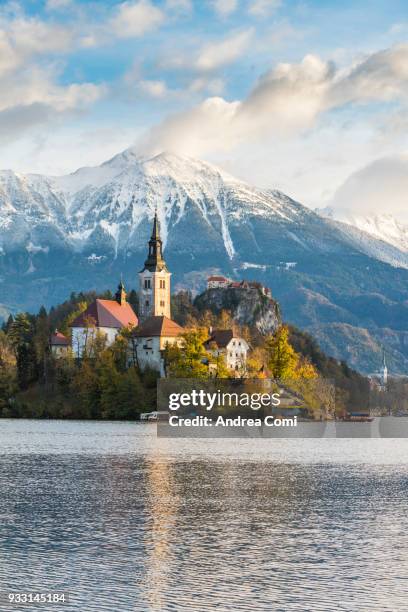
248,0,282,17
210,0,238,17
159,28,254,73
165,0,193,13
46,0,73,9
0,103,54,142
139,97,241,156
110,0,165,39
330,155,408,216
0,64,105,115
0,14,74,77
0,10,105,143
139,44,408,157
195,29,254,71
138,79,169,98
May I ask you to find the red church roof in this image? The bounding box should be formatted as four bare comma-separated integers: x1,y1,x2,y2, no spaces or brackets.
50,330,69,346
70,299,138,329
133,316,183,338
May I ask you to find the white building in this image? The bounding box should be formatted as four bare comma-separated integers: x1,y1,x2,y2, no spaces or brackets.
204,329,249,373
70,281,138,358
133,316,184,376
207,275,231,289
134,213,184,375
50,330,70,357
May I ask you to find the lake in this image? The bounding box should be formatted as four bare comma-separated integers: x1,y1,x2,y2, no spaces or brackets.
0,419,408,611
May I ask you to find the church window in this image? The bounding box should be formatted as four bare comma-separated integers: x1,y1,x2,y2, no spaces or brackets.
160,300,165,307
144,279,151,289
160,279,166,289
145,300,149,307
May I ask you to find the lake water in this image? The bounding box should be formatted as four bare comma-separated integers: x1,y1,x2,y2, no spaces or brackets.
0,419,408,611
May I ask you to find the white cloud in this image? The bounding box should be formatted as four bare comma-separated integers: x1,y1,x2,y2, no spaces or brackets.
165,0,193,13
330,155,408,216
139,97,241,157
0,11,105,143
46,0,73,10
0,14,74,77
195,28,254,71
189,77,225,94
138,79,168,98
248,0,282,17
140,44,408,160
159,28,254,73
110,0,164,39
211,0,238,17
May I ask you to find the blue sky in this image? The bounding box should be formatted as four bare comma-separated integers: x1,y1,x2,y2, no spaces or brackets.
1,0,408,212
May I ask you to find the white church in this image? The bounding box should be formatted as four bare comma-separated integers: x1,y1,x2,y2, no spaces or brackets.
53,212,248,376
132,212,184,375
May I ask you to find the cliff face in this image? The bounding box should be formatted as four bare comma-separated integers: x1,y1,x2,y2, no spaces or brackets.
194,286,281,334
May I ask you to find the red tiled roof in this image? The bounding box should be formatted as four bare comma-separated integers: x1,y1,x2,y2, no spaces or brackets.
133,316,184,337
70,299,138,329
50,331,69,346
208,275,229,282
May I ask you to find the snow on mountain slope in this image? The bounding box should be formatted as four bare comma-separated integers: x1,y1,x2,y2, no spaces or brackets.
0,150,314,259
320,207,408,258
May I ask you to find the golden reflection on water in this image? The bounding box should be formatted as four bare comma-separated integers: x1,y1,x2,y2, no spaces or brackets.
142,440,180,610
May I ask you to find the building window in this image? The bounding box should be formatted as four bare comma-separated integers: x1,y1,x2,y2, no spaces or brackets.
160,279,166,289
160,300,165,307
144,279,151,289
145,300,149,307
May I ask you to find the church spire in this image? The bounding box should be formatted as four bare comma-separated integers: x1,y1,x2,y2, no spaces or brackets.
381,347,388,387
143,210,168,272
115,277,127,305
151,208,160,241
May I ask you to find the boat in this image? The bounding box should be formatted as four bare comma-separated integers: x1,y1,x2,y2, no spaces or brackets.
341,412,374,422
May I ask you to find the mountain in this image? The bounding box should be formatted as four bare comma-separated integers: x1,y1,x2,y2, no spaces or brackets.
1,149,408,374
320,207,408,267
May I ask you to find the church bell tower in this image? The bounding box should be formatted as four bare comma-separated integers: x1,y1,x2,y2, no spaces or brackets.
138,211,171,322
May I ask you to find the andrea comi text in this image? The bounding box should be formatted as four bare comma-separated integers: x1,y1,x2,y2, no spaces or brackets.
168,415,297,427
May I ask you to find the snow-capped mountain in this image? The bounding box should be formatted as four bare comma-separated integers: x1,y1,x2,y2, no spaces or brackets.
320,207,408,259
1,148,408,374
0,149,321,260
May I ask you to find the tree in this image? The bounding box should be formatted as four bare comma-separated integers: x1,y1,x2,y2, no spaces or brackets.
165,329,211,378
265,326,299,380
0,331,17,413
98,351,121,419
72,359,99,418
8,314,39,390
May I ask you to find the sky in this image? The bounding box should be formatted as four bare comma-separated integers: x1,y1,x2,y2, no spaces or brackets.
1,0,408,214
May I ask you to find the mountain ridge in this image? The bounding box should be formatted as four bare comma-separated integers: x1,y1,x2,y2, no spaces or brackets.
1,148,408,375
